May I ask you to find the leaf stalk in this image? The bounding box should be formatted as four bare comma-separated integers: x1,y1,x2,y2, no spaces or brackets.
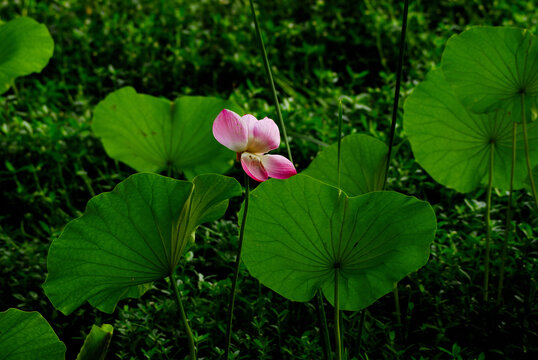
484,142,495,301
382,0,409,188
382,0,409,330
248,0,293,163
169,271,196,360
317,291,332,360
497,122,517,305
520,92,538,209
224,175,250,358
334,267,342,360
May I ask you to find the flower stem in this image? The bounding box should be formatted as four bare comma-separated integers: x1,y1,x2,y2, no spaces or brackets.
497,122,517,305
248,0,293,163
521,93,538,209
484,142,495,302
337,100,343,189
169,271,196,360
382,0,409,189
382,0,408,329
334,267,342,360
316,291,332,360
224,174,250,359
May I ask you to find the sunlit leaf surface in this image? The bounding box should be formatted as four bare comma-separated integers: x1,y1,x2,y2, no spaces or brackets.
404,68,538,193
92,87,243,178
43,173,241,315
76,324,113,360
0,17,54,94
0,309,65,360
442,26,538,121
242,175,436,311
303,134,388,196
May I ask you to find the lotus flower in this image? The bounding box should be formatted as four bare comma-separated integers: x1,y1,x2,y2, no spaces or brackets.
213,109,297,182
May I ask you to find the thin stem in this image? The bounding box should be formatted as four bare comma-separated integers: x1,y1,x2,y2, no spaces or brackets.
339,311,344,357
337,100,343,189
521,93,538,209
393,284,401,325
224,174,250,359
497,122,517,305
382,0,409,189
169,271,196,360
357,310,366,356
334,267,342,360
316,291,332,360
381,0,408,333
484,142,495,302
248,0,293,163
363,0,389,72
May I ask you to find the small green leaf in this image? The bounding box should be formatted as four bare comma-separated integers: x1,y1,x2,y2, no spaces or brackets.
0,309,66,360
0,17,54,94
43,173,241,315
441,26,538,121
76,324,113,360
242,175,436,311
403,68,538,193
303,134,388,196
92,87,243,177
5,161,15,173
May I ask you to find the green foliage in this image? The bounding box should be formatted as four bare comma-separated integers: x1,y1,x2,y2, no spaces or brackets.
76,324,113,360
0,308,65,360
242,174,436,311
0,17,54,94
43,173,241,315
404,68,538,192
303,134,388,196
1,0,537,359
441,26,538,121
92,87,242,178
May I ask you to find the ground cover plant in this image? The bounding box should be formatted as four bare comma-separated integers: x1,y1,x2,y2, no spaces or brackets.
1,0,537,359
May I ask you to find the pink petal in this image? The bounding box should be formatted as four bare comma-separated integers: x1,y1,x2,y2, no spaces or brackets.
247,117,281,153
261,154,297,179
242,114,259,142
212,109,248,152
241,152,268,182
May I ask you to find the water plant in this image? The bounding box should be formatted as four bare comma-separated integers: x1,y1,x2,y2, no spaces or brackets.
1,3,536,359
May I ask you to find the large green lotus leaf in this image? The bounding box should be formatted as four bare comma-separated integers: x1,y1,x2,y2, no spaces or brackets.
76,324,113,360
0,309,65,360
92,87,242,178
169,172,244,266
441,26,538,121
0,17,54,94
242,175,436,311
303,134,388,196
524,165,538,193
43,173,241,315
403,68,538,193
